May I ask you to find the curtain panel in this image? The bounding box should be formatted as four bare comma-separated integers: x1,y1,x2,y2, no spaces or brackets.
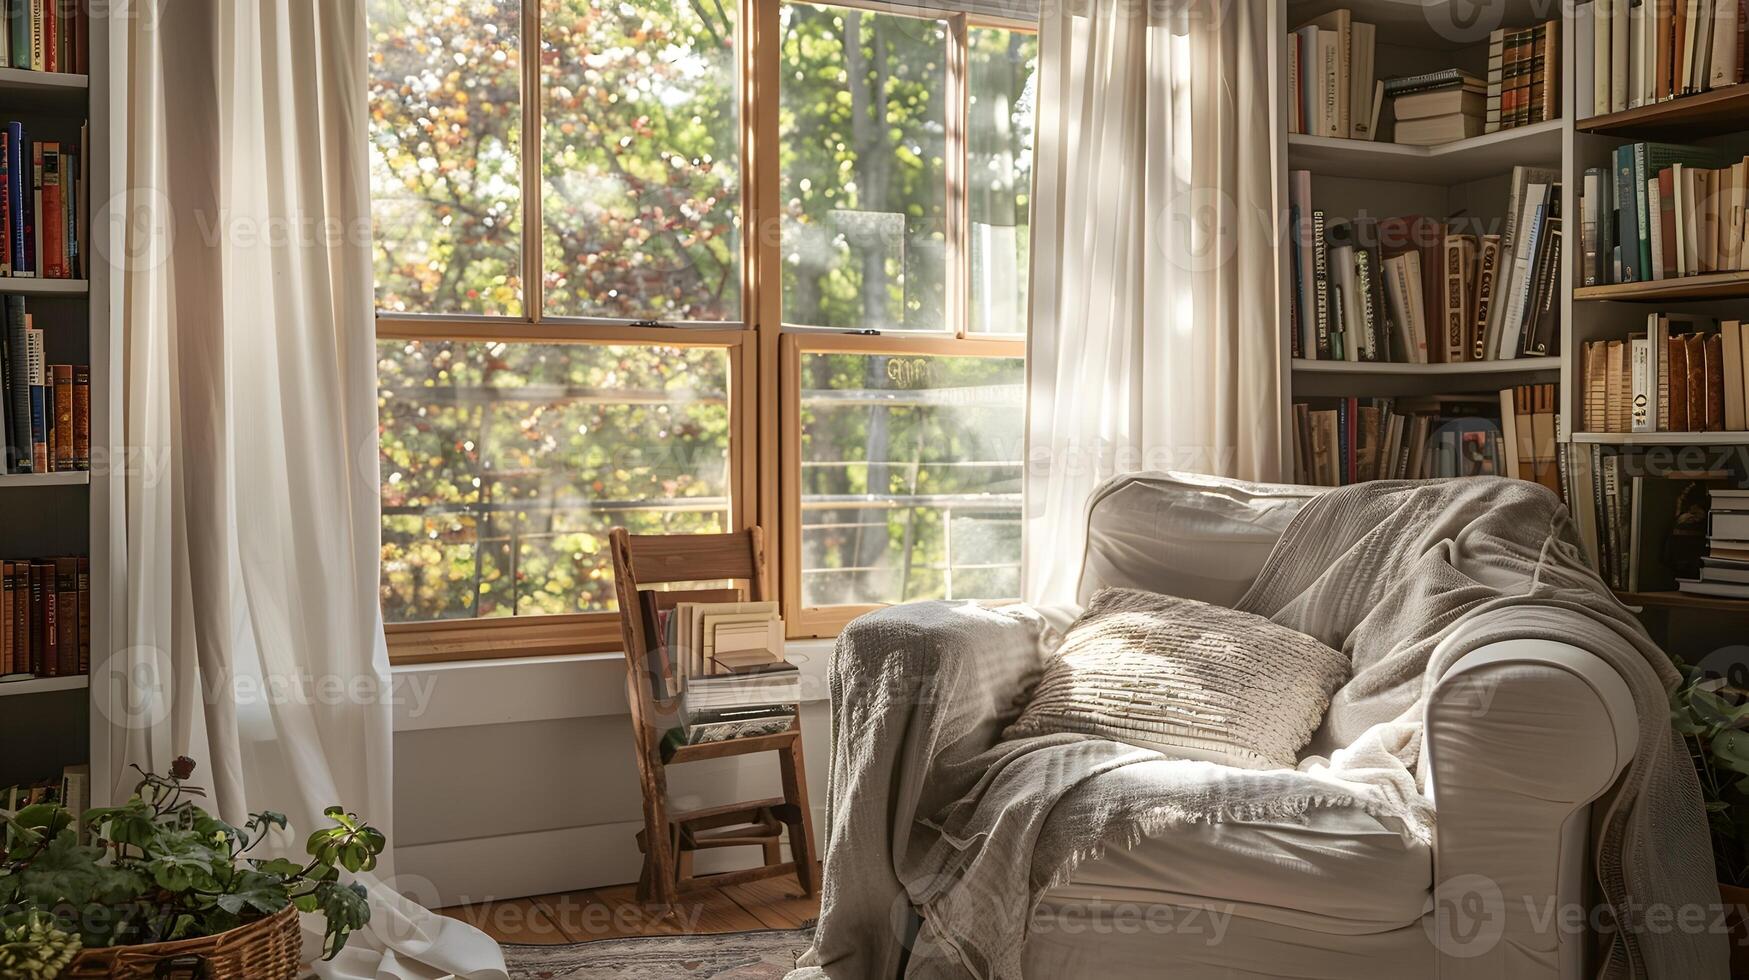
1023,0,1287,606
105,1,504,975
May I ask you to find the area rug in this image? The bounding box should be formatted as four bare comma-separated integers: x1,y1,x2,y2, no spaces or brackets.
503,926,814,979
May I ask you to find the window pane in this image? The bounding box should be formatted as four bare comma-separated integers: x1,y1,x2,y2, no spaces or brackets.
968,28,1036,334
368,0,525,316
541,0,742,321
799,352,1022,606
780,4,949,331
378,341,731,622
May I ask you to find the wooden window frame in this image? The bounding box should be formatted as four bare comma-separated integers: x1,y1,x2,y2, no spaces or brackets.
376,0,1032,662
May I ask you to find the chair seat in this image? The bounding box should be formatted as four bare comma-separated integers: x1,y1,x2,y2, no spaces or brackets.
1043,795,1431,934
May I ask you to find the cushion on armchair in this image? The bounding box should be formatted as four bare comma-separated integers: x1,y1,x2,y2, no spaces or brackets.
1003,588,1349,769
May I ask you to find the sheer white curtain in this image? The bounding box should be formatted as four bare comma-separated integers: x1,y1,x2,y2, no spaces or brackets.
1023,0,1287,605
103,1,504,976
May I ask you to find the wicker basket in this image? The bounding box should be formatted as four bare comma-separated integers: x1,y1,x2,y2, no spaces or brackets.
59,904,302,979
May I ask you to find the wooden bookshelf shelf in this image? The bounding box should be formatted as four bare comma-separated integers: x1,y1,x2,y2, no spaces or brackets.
1576,83,1749,141
0,471,90,488
1292,358,1559,376
1571,431,1749,446
0,675,88,698
1573,271,1749,303
1288,119,1563,185
1616,590,1749,613
0,278,89,297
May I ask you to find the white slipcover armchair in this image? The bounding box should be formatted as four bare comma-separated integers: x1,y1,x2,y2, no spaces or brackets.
1007,473,1639,979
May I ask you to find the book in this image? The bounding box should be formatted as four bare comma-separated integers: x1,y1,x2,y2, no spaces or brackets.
1393,113,1484,146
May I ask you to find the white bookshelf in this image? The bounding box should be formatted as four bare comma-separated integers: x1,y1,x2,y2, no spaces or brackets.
0,17,121,807
1275,0,1569,469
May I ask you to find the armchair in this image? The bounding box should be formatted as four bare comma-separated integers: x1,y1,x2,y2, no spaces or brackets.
826,472,1643,980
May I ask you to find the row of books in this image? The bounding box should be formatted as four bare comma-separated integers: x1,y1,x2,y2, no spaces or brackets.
1580,316,1749,433
0,555,90,680
1576,0,1747,121
1681,488,1749,597
1286,8,1381,140
0,0,87,74
640,592,798,747
1485,21,1563,134
3,298,89,473
1580,145,1749,286
3,124,87,279
1289,167,1562,363
1289,386,1560,492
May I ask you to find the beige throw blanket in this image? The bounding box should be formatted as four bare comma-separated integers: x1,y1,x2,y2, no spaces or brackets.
791,479,1723,980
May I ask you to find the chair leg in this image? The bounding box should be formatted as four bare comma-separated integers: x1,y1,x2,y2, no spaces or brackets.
779,737,816,896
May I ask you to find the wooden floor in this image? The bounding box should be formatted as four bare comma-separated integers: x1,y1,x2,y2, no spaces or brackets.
436,867,822,946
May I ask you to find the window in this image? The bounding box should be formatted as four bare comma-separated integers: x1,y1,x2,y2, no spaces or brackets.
791,345,1023,609
369,0,1035,659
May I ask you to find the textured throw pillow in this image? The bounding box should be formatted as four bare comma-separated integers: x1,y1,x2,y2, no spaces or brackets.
1003,588,1349,769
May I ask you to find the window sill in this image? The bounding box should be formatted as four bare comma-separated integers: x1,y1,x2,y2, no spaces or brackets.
388,639,835,734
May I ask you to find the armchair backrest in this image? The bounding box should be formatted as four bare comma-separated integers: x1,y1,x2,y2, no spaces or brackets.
1074,472,1325,609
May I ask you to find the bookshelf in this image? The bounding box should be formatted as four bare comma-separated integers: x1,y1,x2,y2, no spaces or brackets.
1277,0,1749,638
1278,0,1567,485
0,15,121,805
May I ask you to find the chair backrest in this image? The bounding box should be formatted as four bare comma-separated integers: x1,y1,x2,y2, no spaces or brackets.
1074,472,1325,609
612,529,769,596
610,527,769,715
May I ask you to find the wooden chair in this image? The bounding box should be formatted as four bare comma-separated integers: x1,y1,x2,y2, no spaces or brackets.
609,526,816,907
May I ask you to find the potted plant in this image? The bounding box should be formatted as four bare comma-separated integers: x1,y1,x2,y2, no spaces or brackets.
0,758,384,979
1671,661,1749,975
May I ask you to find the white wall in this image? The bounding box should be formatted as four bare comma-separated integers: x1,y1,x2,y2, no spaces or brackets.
386,642,835,908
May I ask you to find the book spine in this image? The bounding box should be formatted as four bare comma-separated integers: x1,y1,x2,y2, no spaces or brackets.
1473,235,1502,358
1635,143,1655,275
1617,145,1640,282
76,556,88,674
51,362,70,470
1526,221,1562,355
72,363,87,469
7,123,23,277
1632,336,1655,430
26,327,44,472
24,140,36,278
1444,236,1466,362
1354,245,1381,362
28,563,45,676
30,0,44,72
53,558,74,676
0,562,11,676
1312,210,1330,359
4,296,26,471
1487,29,1505,132
40,142,61,279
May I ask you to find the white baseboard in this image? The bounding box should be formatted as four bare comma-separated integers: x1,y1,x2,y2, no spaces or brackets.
397,806,831,907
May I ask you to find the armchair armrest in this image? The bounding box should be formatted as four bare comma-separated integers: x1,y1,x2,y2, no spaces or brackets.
803,601,1053,977
1424,638,1638,980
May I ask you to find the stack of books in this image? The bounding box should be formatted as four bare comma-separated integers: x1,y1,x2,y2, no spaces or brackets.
1390,70,1487,146
3,123,87,280
1575,0,1747,120
0,556,90,681
1579,143,1748,286
1289,167,1561,363
0,1,88,73
1678,488,1749,598
3,297,90,473
1289,386,1559,492
1287,8,1381,140
642,593,798,747
1485,20,1563,133
1579,316,1749,433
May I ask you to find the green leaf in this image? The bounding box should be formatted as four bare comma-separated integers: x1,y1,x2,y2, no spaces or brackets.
213,871,290,917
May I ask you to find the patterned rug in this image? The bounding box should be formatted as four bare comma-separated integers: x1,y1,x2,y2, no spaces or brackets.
503,926,814,979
